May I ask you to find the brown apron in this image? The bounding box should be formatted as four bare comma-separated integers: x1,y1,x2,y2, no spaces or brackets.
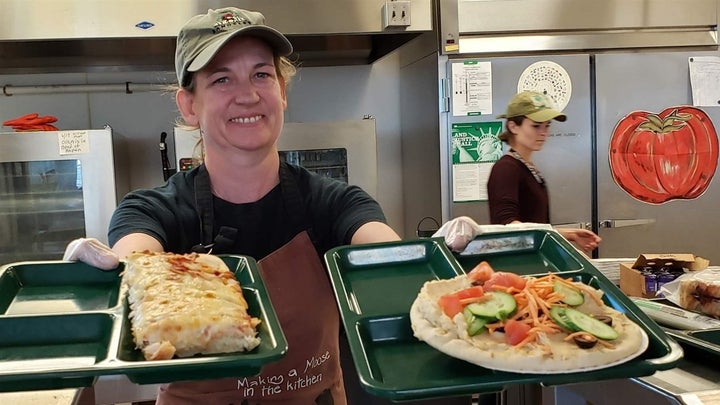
157,231,345,405
156,164,345,404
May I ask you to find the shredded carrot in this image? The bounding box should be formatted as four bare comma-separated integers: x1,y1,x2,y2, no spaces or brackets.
515,331,538,348
465,270,616,350
595,339,615,348
485,321,505,334
549,274,605,306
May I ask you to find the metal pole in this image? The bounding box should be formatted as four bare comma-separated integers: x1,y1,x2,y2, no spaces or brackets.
2,82,165,96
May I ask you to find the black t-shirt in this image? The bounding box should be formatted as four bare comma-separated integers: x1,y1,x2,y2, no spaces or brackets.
108,163,387,259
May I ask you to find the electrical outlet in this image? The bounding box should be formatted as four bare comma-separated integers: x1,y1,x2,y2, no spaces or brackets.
382,0,411,29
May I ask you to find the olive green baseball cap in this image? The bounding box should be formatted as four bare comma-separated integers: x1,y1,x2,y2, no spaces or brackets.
497,91,567,123
175,7,293,87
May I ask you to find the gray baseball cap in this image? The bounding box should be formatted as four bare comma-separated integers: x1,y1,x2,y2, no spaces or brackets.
175,7,293,87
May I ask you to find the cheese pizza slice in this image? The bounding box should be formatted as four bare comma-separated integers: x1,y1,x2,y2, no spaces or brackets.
123,251,262,360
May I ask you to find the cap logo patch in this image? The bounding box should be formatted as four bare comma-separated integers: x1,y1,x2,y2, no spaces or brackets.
530,94,551,109
213,12,252,34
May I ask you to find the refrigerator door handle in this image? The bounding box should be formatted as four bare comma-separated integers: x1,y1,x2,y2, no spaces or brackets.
599,218,656,228
553,222,592,229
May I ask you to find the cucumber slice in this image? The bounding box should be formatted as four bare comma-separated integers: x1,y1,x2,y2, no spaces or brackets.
463,306,475,324
463,307,489,336
466,291,517,320
563,308,619,340
549,306,575,331
553,280,584,306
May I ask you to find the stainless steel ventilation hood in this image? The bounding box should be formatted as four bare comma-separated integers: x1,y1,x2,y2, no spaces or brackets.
439,0,719,56
0,0,433,74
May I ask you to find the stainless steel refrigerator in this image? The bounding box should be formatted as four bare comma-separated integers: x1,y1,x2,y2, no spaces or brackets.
595,50,720,260
399,0,720,263
441,54,594,235
437,52,720,263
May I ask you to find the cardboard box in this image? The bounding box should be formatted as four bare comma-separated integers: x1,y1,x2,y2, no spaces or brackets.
619,253,710,298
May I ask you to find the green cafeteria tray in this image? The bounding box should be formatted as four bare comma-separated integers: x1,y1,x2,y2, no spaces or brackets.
664,328,720,360
647,298,720,360
324,230,683,401
0,255,286,392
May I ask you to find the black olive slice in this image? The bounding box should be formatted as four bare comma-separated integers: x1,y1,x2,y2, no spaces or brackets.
573,333,598,349
593,315,613,326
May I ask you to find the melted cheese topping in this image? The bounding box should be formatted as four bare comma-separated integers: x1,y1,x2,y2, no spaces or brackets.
124,251,261,360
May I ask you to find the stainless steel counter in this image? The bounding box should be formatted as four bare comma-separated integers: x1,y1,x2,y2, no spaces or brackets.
638,358,720,404
0,376,158,405
0,389,84,405
544,360,720,405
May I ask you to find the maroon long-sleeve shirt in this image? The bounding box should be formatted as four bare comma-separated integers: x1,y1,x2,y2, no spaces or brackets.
487,155,550,224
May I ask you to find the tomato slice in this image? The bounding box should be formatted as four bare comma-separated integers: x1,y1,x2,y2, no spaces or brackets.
438,295,464,318
453,285,485,300
438,286,485,318
483,272,527,291
504,319,531,345
467,261,495,283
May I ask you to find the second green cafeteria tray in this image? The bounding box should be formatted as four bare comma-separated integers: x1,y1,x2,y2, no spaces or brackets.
0,255,286,392
324,230,682,402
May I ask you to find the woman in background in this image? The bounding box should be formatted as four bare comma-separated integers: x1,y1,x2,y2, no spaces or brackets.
488,90,601,254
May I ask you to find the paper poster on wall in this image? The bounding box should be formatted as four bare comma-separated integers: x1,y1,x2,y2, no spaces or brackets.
688,56,720,107
451,122,503,202
517,60,572,111
451,61,492,117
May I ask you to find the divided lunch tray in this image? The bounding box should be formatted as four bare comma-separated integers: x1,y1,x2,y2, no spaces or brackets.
0,255,286,392
324,230,683,401
646,298,720,360
664,328,720,360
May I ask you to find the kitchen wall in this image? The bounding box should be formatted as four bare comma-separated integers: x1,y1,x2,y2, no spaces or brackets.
0,51,406,237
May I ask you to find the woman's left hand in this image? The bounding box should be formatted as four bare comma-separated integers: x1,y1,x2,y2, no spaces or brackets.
557,228,601,254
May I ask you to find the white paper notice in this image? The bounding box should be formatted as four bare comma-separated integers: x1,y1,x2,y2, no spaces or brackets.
689,56,720,107
452,61,492,117
58,130,90,155
452,162,493,202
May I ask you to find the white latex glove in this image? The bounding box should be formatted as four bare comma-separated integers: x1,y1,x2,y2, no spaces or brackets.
63,237,120,270
432,216,482,252
433,217,555,253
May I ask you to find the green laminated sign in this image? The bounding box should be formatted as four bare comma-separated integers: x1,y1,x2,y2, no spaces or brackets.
451,122,503,164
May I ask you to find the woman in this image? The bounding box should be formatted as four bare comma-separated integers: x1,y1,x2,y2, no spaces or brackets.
488,90,601,254
102,7,399,404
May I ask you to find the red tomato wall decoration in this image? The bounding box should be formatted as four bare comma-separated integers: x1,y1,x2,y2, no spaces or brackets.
609,107,719,204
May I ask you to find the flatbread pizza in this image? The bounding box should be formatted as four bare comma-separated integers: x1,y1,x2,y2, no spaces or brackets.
123,251,262,360
410,262,648,373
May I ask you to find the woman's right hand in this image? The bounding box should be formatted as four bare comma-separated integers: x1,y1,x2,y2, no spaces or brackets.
433,216,482,252
557,228,601,254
